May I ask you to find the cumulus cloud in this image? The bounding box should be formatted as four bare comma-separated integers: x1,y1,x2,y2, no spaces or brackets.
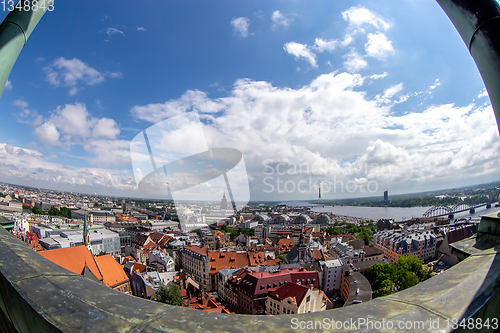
83,139,131,165
383,83,403,99
365,32,394,59
231,17,251,38
284,6,394,70
283,42,318,68
130,90,226,123
0,143,136,195
33,122,61,146
43,57,122,95
342,5,391,31
343,49,368,72
92,118,120,139
13,100,43,127
4,80,12,90
29,102,121,158
129,71,500,199
478,88,489,99
271,10,292,29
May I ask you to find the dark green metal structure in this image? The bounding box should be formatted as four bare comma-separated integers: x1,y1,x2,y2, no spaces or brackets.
0,0,499,332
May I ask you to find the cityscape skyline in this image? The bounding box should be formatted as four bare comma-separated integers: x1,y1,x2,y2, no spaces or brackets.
0,1,499,201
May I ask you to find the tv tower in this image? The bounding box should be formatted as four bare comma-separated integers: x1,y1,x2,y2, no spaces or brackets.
318,182,323,204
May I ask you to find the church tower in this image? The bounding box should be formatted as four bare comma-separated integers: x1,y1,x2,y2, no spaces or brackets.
83,210,91,251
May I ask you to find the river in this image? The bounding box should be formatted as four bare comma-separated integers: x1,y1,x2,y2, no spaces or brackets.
290,203,500,222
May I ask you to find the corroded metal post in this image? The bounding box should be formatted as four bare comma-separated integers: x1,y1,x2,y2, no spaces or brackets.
0,0,53,98
437,0,500,134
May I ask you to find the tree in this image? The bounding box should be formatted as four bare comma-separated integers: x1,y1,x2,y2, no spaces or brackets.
48,207,60,216
31,206,46,215
379,279,395,297
396,255,425,280
400,271,419,290
155,283,182,306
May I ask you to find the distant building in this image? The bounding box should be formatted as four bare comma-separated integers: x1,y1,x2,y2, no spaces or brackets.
39,246,130,293
384,190,388,202
220,192,228,210
266,282,331,315
372,229,436,263
38,228,121,256
0,198,23,217
71,209,115,224
319,259,343,295
225,267,320,315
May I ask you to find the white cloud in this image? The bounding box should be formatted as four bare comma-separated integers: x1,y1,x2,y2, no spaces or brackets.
271,10,292,29
370,72,388,80
130,90,226,123
106,27,124,37
478,88,489,98
231,17,251,38
129,70,500,199
365,32,394,59
342,5,391,31
4,80,12,90
49,103,92,138
92,118,120,139
107,72,123,79
28,102,123,162
429,79,441,91
284,6,394,70
313,38,339,52
43,57,121,95
13,100,28,109
33,122,61,146
83,139,131,165
13,100,43,127
383,83,403,99
137,27,146,32
283,42,317,68
0,143,135,195
343,49,368,72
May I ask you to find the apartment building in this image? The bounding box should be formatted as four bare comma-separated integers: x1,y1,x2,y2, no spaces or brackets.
372,230,437,263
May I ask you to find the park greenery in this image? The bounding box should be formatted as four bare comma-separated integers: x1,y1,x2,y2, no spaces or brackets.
322,222,376,245
155,283,183,306
30,206,73,219
219,224,255,240
366,255,432,298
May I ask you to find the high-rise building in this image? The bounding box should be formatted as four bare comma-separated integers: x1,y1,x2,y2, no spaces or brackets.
384,190,388,202
318,183,323,204
220,192,228,210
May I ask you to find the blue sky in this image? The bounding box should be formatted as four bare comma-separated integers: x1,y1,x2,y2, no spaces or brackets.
0,0,498,201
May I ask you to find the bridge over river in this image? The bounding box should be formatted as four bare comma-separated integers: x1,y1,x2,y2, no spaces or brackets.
423,192,500,218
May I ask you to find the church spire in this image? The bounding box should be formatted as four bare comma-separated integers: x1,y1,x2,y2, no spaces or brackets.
83,210,91,251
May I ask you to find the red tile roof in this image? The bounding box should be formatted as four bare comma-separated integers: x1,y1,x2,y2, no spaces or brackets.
39,245,103,281
227,267,319,297
95,254,129,288
185,245,209,256
277,238,294,252
209,251,249,272
268,282,310,307
248,252,279,266
132,262,146,274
